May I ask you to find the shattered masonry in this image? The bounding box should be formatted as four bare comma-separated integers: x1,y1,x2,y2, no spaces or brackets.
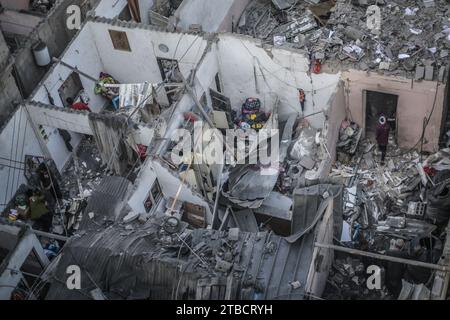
0,0,450,301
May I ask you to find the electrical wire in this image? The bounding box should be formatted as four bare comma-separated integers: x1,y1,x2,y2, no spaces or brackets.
238,39,337,93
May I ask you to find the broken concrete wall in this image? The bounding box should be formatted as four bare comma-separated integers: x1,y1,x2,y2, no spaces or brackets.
174,0,249,33
0,33,22,128
29,22,107,171
25,101,92,135
0,30,10,65
317,80,347,179
127,158,212,223
0,106,46,211
31,22,106,110
305,197,335,297
216,34,340,127
342,69,446,152
12,0,98,97
0,62,22,127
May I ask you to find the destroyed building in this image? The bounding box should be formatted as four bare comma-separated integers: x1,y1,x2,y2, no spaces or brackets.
0,0,450,301
238,0,450,151
0,0,99,127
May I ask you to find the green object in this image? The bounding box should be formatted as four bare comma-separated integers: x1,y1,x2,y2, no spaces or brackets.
15,194,27,207
29,195,48,220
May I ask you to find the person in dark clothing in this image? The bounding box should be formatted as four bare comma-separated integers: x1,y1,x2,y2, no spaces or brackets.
298,89,306,112
376,115,390,165
37,163,62,202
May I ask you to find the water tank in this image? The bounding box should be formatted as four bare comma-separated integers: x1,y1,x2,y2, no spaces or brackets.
33,42,51,67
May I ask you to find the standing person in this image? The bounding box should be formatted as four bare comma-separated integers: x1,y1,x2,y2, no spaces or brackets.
37,162,62,208
298,89,306,113
376,115,390,165
66,97,91,112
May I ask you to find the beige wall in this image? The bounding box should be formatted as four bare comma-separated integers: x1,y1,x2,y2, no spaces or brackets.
342,70,446,153
318,80,347,179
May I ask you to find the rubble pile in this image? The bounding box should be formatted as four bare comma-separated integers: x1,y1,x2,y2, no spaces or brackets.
315,0,450,80
328,133,450,298
61,138,107,200
30,0,56,14
277,120,325,194
239,0,450,80
324,256,393,300
336,120,363,156
239,0,322,46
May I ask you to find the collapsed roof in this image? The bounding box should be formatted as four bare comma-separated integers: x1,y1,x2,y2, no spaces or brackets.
45,177,341,300
239,0,450,81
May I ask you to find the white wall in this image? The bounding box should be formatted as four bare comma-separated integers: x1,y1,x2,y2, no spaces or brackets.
175,0,235,33
138,0,154,24
30,23,107,171
28,20,208,171
216,35,341,128
32,23,106,110
0,107,45,211
128,159,212,222
89,21,208,106
94,0,129,19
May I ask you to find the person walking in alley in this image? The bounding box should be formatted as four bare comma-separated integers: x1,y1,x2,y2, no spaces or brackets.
376,115,390,165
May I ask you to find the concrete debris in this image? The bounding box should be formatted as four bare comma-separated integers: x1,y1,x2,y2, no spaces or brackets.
324,256,392,300
398,280,431,300
228,228,240,241
123,211,139,224
327,128,450,299
337,120,362,156
239,0,450,80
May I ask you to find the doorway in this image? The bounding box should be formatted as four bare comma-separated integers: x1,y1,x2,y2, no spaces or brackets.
365,90,398,141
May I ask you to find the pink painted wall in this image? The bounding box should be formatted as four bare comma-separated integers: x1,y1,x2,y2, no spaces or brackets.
342,70,446,153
